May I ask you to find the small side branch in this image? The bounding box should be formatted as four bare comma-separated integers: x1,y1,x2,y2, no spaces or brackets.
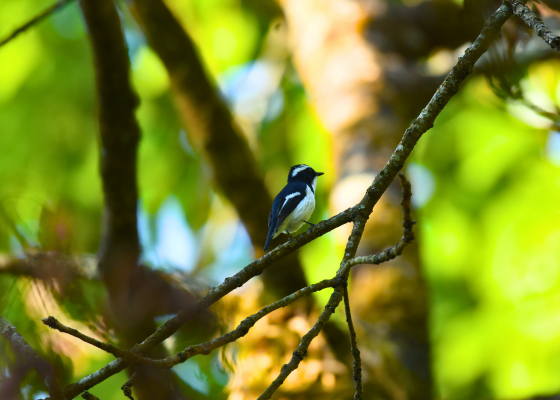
343,285,363,400
0,0,75,48
0,317,66,400
507,0,560,51
46,278,337,371
81,392,100,400
121,370,137,400
343,172,414,273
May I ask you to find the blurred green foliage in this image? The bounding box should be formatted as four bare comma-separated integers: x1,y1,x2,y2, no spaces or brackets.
1,0,560,399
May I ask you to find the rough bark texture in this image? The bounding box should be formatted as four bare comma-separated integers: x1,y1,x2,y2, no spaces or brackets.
508,0,560,51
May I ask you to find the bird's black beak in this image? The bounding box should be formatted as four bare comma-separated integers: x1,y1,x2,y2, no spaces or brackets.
316,172,324,176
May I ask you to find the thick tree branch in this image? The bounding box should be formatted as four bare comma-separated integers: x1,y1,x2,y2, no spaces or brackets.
55,4,512,398
128,0,310,295
507,0,560,51
129,0,271,243
0,0,75,48
0,317,66,400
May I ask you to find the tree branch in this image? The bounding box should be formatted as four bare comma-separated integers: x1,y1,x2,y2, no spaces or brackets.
343,285,363,400
507,0,560,51
121,370,137,400
0,0,75,48
81,392,100,400
0,317,66,400
79,0,141,272
44,277,338,370
128,0,310,295
256,4,512,398
54,3,512,398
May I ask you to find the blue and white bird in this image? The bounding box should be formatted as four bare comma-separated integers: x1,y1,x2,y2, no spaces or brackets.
264,164,324,252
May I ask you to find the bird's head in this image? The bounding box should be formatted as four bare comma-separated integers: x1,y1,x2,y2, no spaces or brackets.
287,164,324,189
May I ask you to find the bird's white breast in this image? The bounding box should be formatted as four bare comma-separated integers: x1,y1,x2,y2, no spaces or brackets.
275,185,316,237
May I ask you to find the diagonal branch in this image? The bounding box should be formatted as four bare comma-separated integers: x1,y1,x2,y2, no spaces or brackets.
44,277,338,369
45,171,410,374
257,4,512,399
56,3,512,398
507,0,560,51
0,0,75,48
0,317,66,400
128,0,310,295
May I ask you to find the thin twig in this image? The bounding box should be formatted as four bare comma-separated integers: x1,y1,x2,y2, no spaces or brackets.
81,392,100,400
46,278,338,369
0,0,75,48
121,370,137,400
41,317,145,364
507,0,560,51
343,285,363,400
0,317,66,400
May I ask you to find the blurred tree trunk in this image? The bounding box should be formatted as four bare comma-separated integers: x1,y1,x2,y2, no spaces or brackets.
80,1,192,398
277,0,457,398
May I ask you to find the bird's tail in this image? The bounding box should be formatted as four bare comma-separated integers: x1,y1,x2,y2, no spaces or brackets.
264,227,275,252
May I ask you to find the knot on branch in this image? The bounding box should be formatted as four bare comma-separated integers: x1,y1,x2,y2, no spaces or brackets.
121,370,137,400
177,351,189,363
350,205,369,222
42,316,58,329
82,391,100,400
293,350,306,361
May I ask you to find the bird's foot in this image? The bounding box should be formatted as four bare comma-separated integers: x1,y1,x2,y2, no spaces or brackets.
303,220,315,227
286,232,296,243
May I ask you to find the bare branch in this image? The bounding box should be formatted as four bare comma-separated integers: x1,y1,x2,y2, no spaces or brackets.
41,317,145,364
81,392,100,400
0,0,75,48
343,285,363,400
57,4,512,398
257,5,512,399
46,278,338,370
128,0,310,295
0,317,66,400
507,0,560,51
121,370,137,400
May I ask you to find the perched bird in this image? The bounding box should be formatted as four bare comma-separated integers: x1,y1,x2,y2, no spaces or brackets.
264,164,324,252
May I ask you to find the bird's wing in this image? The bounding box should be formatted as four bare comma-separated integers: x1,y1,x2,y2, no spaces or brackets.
274,183,307,230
